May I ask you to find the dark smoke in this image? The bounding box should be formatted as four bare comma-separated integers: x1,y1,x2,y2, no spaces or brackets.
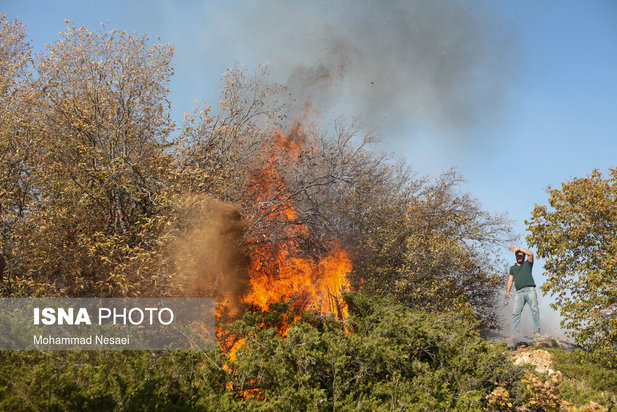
207,0,515,138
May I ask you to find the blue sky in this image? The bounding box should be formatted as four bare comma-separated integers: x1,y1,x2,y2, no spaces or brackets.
2,0,616,336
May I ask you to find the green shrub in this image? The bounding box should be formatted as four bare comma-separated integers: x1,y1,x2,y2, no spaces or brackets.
0,293,530,410
225,292,525,410
549,348,617,409
0,350,237,411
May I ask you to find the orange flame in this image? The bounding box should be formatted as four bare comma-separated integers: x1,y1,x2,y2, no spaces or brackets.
243,124,352,327
220,123,352,397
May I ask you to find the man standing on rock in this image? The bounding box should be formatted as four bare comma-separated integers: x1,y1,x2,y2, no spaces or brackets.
506,246,541,338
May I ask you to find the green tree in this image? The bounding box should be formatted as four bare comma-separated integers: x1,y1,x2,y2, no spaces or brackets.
392,171,512,328
0,15,36,290
295,133,513,327
527,168,617,364
6,21,177,297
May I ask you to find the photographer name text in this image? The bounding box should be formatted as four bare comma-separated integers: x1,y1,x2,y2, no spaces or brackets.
34,334,130,345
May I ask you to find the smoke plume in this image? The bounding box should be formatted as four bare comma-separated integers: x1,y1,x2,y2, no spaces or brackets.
206,0,515,138
171,196,250,323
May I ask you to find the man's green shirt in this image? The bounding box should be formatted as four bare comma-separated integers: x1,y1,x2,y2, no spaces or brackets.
509,260,535,290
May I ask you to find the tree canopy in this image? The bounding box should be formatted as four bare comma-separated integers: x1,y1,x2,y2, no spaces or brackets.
0,16,513,328
527,168,617,364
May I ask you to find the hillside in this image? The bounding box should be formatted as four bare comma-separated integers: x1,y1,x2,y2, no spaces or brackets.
0,294,615,411
494,340,617,411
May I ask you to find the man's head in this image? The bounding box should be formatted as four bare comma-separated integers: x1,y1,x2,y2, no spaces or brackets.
515,251,525,263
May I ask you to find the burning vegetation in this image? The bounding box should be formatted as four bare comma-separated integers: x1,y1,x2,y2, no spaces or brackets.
170,120,354,354
242,126,352,324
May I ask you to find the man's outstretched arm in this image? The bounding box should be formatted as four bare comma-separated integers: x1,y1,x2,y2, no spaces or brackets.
508,245,534,263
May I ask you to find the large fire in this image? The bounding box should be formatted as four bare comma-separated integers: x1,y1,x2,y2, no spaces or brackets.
242,125,352,326
219,124,352,389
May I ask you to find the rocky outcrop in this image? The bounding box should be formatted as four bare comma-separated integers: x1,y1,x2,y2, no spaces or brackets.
485,331,580,352
530,335,579,352
510,347,556,375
